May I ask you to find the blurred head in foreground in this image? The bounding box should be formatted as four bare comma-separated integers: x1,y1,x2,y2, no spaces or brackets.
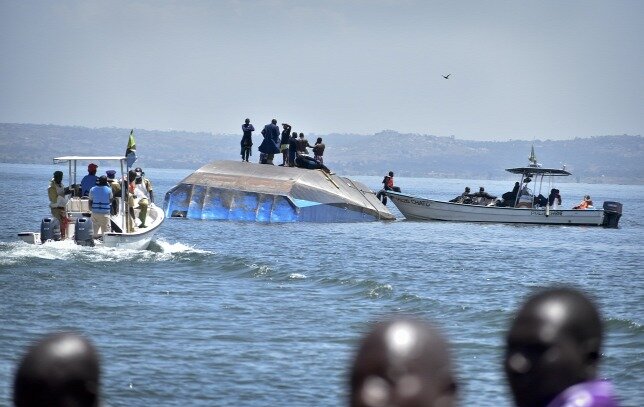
14,332,100,407
504,287,613,407
350,318,457,407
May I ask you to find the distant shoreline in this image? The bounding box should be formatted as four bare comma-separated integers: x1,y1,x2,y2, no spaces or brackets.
1,123,642,185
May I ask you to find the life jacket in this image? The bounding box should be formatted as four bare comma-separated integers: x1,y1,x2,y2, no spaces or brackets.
383,176,394,189
576,200,593,209
90,185,112,214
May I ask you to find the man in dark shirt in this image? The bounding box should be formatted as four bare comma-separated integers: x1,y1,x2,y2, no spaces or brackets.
259,119,281,164
288,132,298,167
241,118,254,162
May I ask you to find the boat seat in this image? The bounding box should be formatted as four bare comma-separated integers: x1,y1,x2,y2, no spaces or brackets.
516,202,532,208
66,197,91,212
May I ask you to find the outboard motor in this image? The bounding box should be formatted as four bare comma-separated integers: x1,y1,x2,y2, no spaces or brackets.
74,216,95,246
40,217,62,243
602,201,622,228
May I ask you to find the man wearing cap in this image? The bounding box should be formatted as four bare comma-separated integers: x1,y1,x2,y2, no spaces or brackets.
130,167,153,228
450,186,472,203
80,163,99,196
89,175,113,238
47,171,73,238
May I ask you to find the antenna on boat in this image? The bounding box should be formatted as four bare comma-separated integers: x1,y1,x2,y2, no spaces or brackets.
528,145,537,166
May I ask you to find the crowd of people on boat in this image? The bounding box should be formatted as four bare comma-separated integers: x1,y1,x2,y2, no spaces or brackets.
47,164,155,239
446,179,592,210
9,286,620,406
240,118,329,172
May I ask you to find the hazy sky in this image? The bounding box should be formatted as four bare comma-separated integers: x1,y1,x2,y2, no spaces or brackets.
1,0,642,140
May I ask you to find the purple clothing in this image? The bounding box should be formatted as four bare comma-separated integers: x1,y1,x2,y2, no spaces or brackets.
546,380,619,407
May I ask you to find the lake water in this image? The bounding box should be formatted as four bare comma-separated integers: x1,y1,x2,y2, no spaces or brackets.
0,162,642,406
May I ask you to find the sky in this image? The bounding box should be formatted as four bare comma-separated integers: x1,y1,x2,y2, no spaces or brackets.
0,0,642,140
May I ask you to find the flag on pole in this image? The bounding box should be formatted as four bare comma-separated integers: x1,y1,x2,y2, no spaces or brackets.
125,129,137,168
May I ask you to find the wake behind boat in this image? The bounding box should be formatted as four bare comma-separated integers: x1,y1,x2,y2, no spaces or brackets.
386,148,622,228
18,156,164,249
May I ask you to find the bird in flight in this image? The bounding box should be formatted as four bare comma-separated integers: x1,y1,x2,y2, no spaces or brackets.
442,74,451,79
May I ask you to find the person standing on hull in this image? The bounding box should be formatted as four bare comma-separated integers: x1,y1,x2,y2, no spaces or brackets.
279,123,292,166
47,170,73,238
349,317,458,407
288,130,299,167
80,163,99,196
241,118,254,162
88,175,113,238
296,132,313,156
312,137,325,164
259,119,281,164
130,167,154,228
505,287,620,407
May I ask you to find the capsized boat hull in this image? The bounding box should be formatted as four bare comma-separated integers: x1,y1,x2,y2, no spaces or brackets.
387,191,620,227
163,160,395,222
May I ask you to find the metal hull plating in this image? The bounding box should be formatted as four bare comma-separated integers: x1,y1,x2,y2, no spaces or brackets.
164,160,395,223
387,192,606,226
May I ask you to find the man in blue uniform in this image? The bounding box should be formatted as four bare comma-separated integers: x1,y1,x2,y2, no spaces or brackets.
89,175,113,238
80,163,99,196
259,119,281,164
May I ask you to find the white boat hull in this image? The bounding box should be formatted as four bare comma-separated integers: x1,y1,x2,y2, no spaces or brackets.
102,204,164,249
387,192,607,226
18,203,164,249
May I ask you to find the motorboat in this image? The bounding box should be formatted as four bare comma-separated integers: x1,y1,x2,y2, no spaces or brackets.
164,160,395,222
18,156,164,249
385,149,622,228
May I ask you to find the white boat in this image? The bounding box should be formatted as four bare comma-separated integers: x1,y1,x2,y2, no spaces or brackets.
18,156,164,249
386,150,622,228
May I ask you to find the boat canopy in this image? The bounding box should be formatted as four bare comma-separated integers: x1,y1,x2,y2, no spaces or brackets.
53,156,127,163
505,167,571,176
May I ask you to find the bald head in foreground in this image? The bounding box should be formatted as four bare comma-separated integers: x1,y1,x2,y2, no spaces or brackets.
505,287,619,407
13,332,101,407
350,318,457,407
